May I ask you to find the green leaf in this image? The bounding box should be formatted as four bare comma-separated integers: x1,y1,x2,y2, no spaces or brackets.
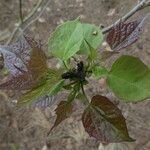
76,92,86,101
107,55,150,102
50,101,73,131
48,19,83,61
76,92,88,105
92,66,108,79
89,45,97,61
82,95,134,143
63,82,75,90
85,40,97,61
17,79,58,105
47,68,64,80
48,79,65,96
79,23,103,55
11,144,20,150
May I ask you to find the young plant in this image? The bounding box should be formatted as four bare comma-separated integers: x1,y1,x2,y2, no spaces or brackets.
0,15,150,143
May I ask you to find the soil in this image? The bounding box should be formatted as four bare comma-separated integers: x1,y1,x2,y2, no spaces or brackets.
0,0,150,150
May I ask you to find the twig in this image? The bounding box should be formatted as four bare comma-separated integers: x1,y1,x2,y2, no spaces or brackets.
102,0,150,34
7,0,42,44
19,0,23,23
81,82,90,105
23,1,51,31
6,0,50,45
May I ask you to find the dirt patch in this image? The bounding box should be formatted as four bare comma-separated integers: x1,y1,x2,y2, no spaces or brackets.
0,0,150,150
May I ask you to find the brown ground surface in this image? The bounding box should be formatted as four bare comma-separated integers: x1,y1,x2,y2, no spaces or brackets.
0,0,150,150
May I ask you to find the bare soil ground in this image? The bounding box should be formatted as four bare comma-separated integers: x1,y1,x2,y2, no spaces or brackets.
0,0,150,150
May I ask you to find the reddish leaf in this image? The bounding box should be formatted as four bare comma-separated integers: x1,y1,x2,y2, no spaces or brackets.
0,35,47,90
50,101,73,131
82,95,134,143
0,34,40,76
106,16,147,51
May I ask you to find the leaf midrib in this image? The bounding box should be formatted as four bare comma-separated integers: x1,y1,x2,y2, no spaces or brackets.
63,23,82,59
91,106,126,139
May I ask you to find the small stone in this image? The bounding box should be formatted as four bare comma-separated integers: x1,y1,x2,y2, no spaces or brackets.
14,23,19,27
46,7,51,12
79,3,83,7
37,7,41,12
80,14,85,19
42,145,48,150
107,9,116,17
38,17,46,23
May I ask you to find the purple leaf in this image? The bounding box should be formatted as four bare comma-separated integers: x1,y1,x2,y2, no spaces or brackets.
0,35,47,90
106,16,147,51
82,95,134,143
32,95,56,108
0,34,40,76
50,101,73,132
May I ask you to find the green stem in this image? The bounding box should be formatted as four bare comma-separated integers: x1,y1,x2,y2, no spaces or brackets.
67,82,80,104
63,81,77,89
80,82,90,105
63,61,69,70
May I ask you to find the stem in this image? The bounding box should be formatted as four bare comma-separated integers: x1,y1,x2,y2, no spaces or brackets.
63,81,77,89
102,0,150,34
80,82,90,105
19,0,23,24
67,83,80,103
63,61,69,70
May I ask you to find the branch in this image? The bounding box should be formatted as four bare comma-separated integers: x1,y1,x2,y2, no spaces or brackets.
102,0,150,34
19,0,23,23
20,0,51,33
6,0,50,45
80,82,90,105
